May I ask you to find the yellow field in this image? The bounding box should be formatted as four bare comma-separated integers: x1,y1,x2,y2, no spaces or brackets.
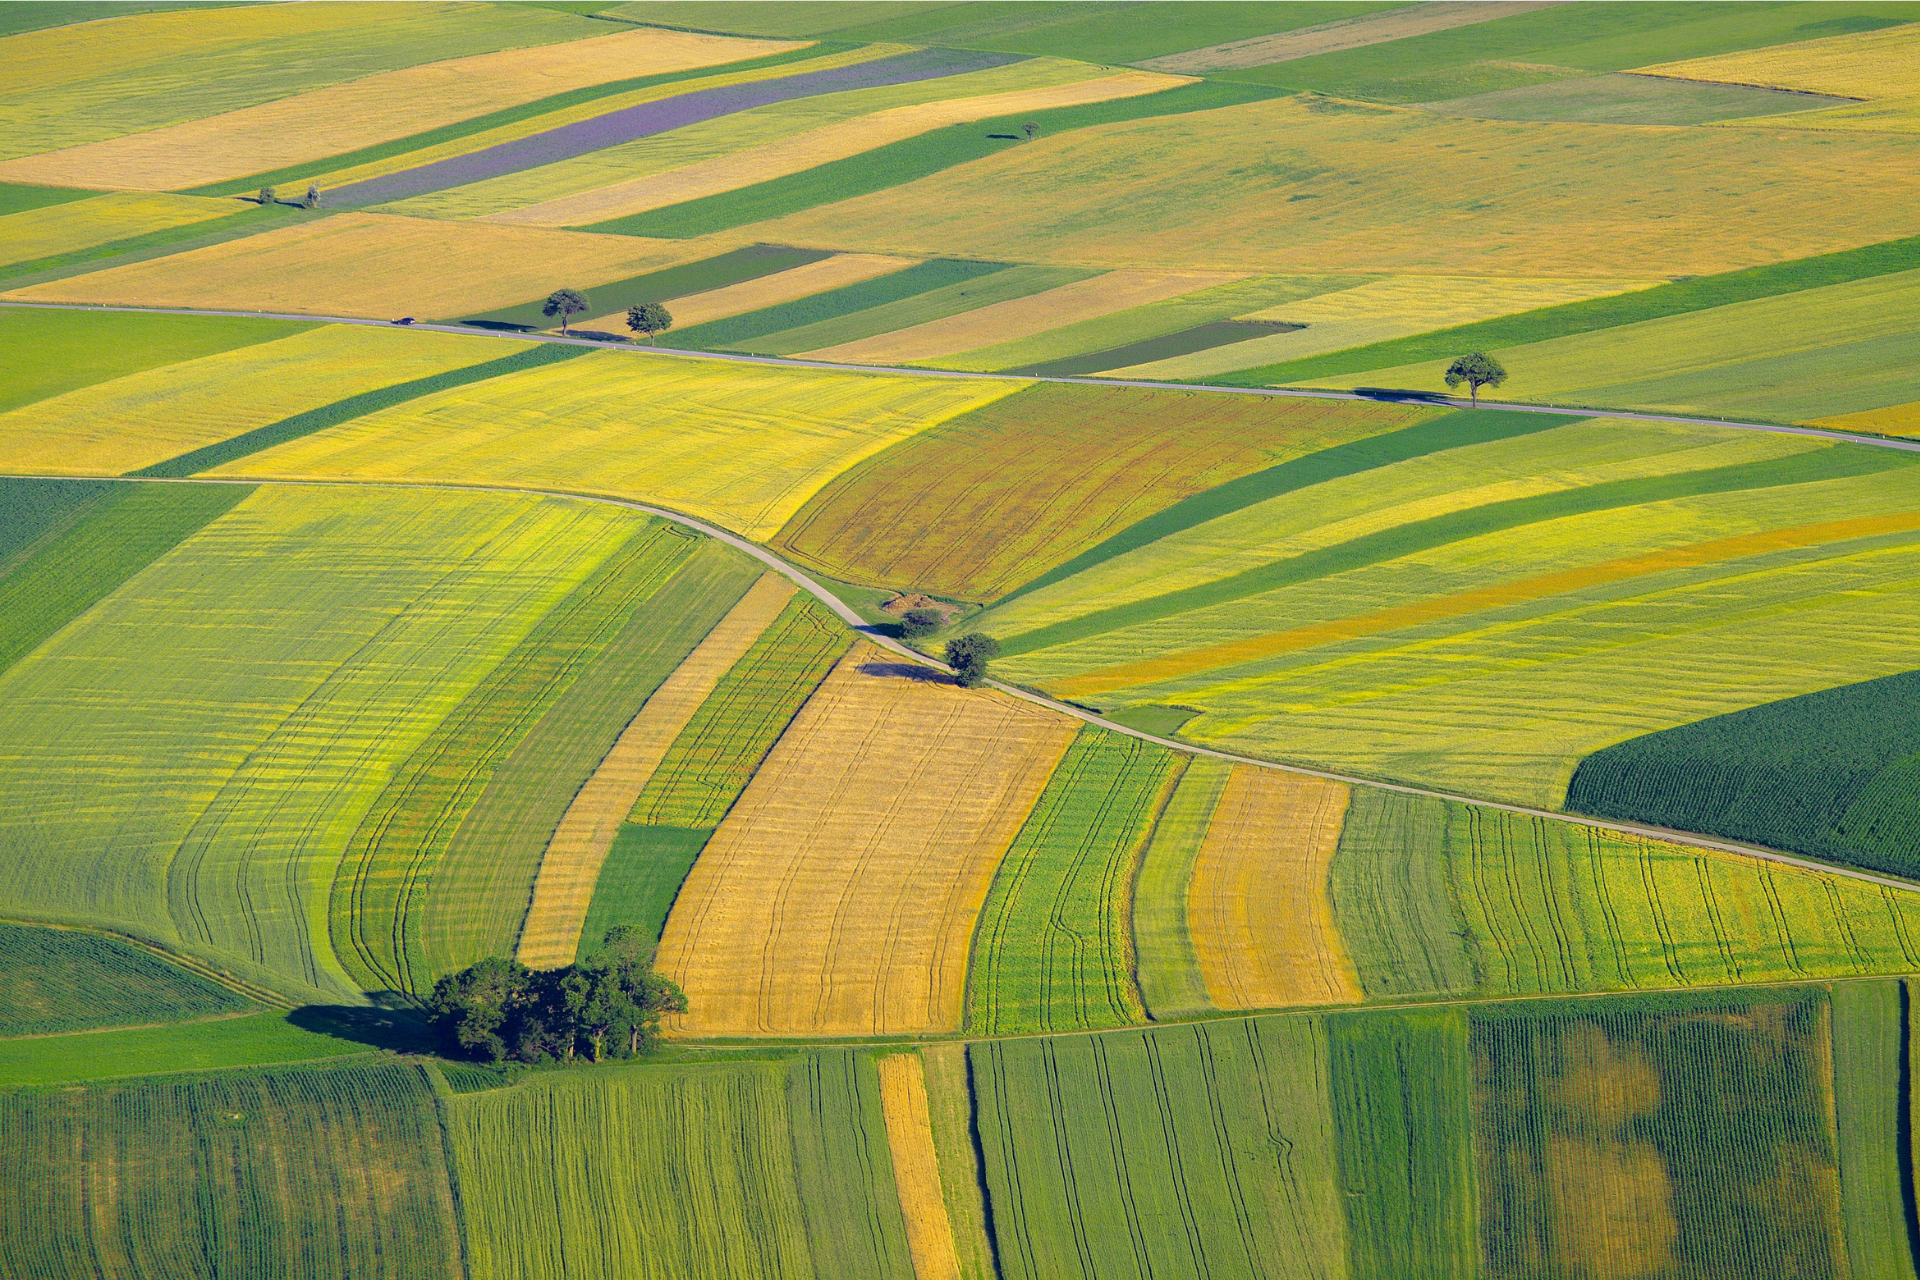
758,94,1920,276
0,322,510,475
494,69,1186,227
656,644,1076,1037
0,27,791,190
1106,274,1659,381
1188,768,1361,1009
0,192,234,268
213,349,1020,539
515,574,794,969
878,1053,965,1280
806,270,1242,365
575,252,917,334
7,212,688,319
1636,22,1920,100
1810,400,1920,439
1138,0,1559,72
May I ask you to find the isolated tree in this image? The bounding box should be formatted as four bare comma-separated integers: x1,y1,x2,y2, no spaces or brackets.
626,301,673,344
543,287,590,334
1444,352,1507,407
257,186,275,207
945,633,1001,688
304,182,320,210
899,606,945,641
1022,121,1039,141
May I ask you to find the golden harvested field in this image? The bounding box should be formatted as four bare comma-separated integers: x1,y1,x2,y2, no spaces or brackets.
495,69,1186,227
0,27,792,191
8,212,688,319
515,574,793,969
1635,22,1920,101
878,1053,965,1280
655,644,1076,1037
216,349,1020,539
0,192,234,268
0,323,510,475
759,95,1920,276
1188,768,1361,1010
807,269,1241,366
1138,1,1558,72
1107,274,1659,381
576,252,917,334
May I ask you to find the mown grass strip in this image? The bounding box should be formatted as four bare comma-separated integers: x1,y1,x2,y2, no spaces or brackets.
0,480,251,676
576,823,712,959
1217,232,1920,388
0,1011,370,1088
585,78,1284,239
999,440,1918,656
1000,407,1570,605
0,922,252,1037
669,257,1007,351
183,42,849,198
458,242,832,330
1010,319,1299,377
134,340,590,478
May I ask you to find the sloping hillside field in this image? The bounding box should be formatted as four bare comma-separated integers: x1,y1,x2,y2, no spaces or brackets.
8,1,1920,1274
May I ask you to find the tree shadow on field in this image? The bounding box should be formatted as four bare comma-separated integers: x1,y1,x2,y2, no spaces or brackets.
288,1004,436,1054
1352,386,1453,403
858,661,954,684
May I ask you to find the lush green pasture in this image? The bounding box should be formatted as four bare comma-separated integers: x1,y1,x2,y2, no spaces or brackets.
1333,788,1920,1002
0,1059,461,1277
973,1015,1348,1280
671,258,1003,351
1130,757,1230,1020
967,729,1176,1035
0,1010,369,1087
631,593,850,828
1830,980,1918,1280
773,383,1436,601
0,923,251,1036
1569,667,1920,878
1470,987,1846,1279
577,824,712,959
1422,72,1856,126
461,243,832,330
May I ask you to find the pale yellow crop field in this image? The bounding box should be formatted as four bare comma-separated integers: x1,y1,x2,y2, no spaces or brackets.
515,574,793,969
212,349,1022,539
0,192,235,268
807,270,1242,365
656,644,1076,1037
1188,768,1360,1009
0,27,794,191
1636,22,1920,100
759,95,1920,276
7,212,688,319
0,323,511,475
1107,274,1659,381
576,253,917,334
495,68,1186,227
878,1054,966,1280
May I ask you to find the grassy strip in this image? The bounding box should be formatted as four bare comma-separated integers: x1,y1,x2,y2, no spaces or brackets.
1215,232,1920,388
788,1051,915,1276
0,1012,369,1087
1000,441,1918,656
0,922,253,1037
577,823,712,959
1010,319,1298,377
134,341,589,478
183,42,848,198
1130,757,1228,1021
0,309,314,416
1000,408,1574,606
0,203,326,290
670,257,1005,350
1831,979,1920,1280
0,181,93,218
0,477,113,572
459,242,832,330
0,481,252,676
586,78,1286,239
751,262,1097,356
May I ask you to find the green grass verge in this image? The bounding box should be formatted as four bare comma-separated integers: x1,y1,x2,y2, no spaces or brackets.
1129,756,1229,1021
670,257,1007,351
577,823,712,960
585,78,1286,240
1214,232,1920,389
0,922,253,1037
0,1059,461,1277
1831,979,1920,1280
999,439,1918,656
0,480,252,676
458,242,833,330
788,1050,915,1276
967,727,1176,1035
135,340,591,477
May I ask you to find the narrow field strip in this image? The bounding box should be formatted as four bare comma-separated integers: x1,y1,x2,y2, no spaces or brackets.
516,572,794,969
1131,757,1231,1021
461,241,830,330
0,921,253,1037
0,27,790,190
0,192,232,268
878,1052,965,1280
578,251,918,334
1191,768,1363,1009
1139,1,1555,72
657,642,1076,1037
749,264,1097,359
670,257,1004,352
576,823,713,958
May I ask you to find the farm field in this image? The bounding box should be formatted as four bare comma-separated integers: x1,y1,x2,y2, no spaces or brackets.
9,1,1920,1271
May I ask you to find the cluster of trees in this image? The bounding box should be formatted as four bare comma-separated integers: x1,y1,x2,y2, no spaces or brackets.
427,926,686,1064
541,288,673,342
946,633,1000,687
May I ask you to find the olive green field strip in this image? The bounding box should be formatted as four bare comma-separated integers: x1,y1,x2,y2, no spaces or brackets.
1830,980,1919,1280
0,1059,462,1280
0,191,232,271
0,478,248,676
966,728,1179,1036
1129,757,1232,1022
517,571,794,970
0,921,252,1037
576,823,714,961
772,383,1442,602
0,484,639,1004
668,258,1009,353
0,1004,374,1090
459,242,833,331
769,263,1099,360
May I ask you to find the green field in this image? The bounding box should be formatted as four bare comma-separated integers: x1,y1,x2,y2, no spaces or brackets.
1830,980,1919,1280
460,243,832,330
966,728,1177,1035
788,1050,916,1276
670,258,1006,352
576,824,713,958
0,307,312,415
0,923,251,1036
1129,757,1230,1020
